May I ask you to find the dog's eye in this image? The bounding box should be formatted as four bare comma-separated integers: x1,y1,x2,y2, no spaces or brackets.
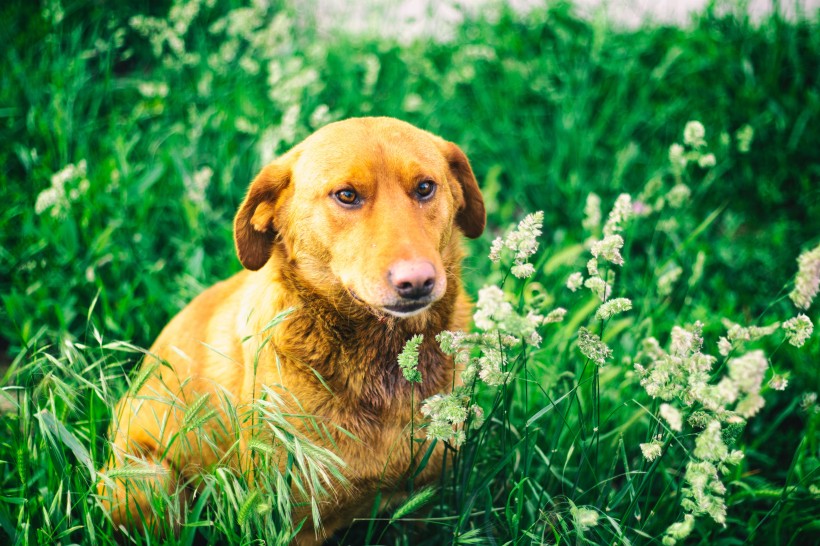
415,180,436,200
334,189,360,206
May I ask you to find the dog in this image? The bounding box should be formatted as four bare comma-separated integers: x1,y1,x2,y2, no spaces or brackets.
100,117,485,544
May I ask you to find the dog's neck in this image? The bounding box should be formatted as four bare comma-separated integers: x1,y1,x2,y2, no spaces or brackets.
264,256,463,411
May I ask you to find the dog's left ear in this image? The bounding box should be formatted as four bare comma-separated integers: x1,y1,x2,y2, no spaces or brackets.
440,141,486,238
234,158,293,271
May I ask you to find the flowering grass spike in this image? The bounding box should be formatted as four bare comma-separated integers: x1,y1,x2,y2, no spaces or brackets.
789,242,820,309
594,297,632,321
577,327,613,365
590,234,625,266
602,193,633,236
782,314,813,347
398,334,423,383
566,272,583,292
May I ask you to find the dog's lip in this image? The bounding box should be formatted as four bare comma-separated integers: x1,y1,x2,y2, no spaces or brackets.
347,288,433,317
382,300,432,315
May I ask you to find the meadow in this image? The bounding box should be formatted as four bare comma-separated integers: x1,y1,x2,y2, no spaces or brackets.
1,0,819,544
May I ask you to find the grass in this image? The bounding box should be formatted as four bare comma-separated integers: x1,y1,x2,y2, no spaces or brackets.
1,0,819,544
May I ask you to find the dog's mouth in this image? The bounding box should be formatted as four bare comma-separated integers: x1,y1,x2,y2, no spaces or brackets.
382,300,433,317
347,289,433,318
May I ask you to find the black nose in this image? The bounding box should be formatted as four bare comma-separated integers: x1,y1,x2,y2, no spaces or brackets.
395,278,435,300
389,261,436,300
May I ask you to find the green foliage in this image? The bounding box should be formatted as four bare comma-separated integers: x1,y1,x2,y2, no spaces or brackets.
1,1,818,545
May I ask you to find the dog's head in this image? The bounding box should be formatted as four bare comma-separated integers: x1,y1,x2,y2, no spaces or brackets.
234,117,485,318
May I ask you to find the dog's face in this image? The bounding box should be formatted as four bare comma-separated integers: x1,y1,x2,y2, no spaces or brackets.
234,117,485,318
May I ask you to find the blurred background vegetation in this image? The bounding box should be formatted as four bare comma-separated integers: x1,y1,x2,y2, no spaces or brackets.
0,0,818,542
1,0,817,356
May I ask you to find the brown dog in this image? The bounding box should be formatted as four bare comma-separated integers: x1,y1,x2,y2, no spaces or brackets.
100,117,485,543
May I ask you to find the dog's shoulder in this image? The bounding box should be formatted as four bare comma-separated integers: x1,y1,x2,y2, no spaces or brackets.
147,270,257,374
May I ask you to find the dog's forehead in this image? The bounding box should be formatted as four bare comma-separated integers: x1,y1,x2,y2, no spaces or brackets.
292,119,448,184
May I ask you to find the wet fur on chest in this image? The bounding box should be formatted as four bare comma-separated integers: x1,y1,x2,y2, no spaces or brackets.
263,267,459,438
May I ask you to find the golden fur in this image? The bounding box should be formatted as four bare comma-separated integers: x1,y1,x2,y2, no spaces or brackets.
99,117,485,544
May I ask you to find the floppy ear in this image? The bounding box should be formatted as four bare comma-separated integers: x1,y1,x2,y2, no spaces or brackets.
233,159,292,270
440,141,486,238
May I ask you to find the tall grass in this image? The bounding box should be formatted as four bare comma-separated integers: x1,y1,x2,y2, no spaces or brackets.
1,0,818,544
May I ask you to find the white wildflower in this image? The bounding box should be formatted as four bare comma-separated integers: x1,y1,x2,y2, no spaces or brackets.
725,322,751,344
35,160,90,217
789,243,820,309
590,234,625,266
693,421,728,461
801,392,818,414
659,403,683,432
603,194,633,236
473,286,513,331
488,236,504,263
587,258,599,276
582,193,602,232
663,514,695,546
137,81,169,98
666,184,691,209
640,440,663,462
633,199,653,217
584,276,611,301
421,393,467,424
748,322,780,340
681,460,727,524
436,330,466,355
698,153,716,168
669,143,687,170
577,327,612,366
34,187,62,215
421,392,472,445
687,411,711,429
426,419,454,442
595,298,632,321
713,377,739,406
544,308,567,324
637,337,665,362
185,166,212,206
309,104,332,129
735,392,765,418
566,272,584,292
478,353,509,387
571,505,599,531
683,121,706,148
361,53,380,94
470,405,485,427
504,211,544,263
234,116,258,134
782,314,813,347
768,374,788,391
727,350,768,394
717,337,732,356
460,362,478,386
670,323,703,357
42,0,65,24
498,334,520,348
658,217,679,233
725,449,745,468
402,93,423,112
511,262,536,279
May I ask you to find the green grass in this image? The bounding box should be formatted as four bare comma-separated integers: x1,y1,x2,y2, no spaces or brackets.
1,0,819,544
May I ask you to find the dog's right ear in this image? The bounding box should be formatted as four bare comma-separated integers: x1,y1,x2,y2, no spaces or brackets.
234,159,292,271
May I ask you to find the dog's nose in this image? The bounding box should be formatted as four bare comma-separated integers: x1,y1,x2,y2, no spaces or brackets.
389,261,436,300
